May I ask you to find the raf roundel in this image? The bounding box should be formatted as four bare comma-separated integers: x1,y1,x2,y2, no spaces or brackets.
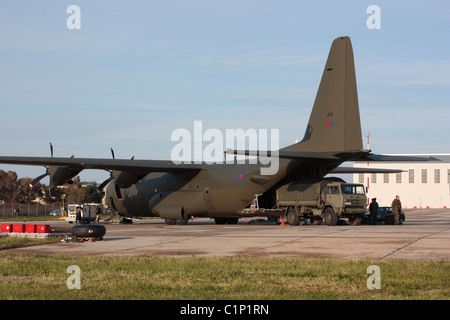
238,172,244,181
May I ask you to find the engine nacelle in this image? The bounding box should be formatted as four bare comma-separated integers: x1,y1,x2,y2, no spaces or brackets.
111,170,147,189
47,166,81,188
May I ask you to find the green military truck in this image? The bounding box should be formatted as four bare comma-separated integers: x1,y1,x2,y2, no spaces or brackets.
276,178,367,226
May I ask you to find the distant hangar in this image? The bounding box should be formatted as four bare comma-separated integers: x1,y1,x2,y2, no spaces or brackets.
353,154,450,209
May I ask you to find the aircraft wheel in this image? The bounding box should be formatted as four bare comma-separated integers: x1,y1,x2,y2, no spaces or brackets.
226,218,239,224
176,218,188,225
120,217,133,224
71,224,106,239
323,207,338,226
214,218,227,224
287,207,300,226
214,218,239,224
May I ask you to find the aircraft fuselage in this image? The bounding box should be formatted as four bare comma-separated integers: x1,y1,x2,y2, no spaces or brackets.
105,158,299,218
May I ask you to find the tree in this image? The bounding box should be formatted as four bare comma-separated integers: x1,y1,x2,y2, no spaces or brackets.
0,170,103,205
0,170,18,202
65,184,102,204
14,177,39,204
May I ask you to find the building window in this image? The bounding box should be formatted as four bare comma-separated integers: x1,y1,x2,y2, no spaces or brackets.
434,169,440,183
409,169,414,183
396,172,402,183
359,173,364,184
422,169,427,184
371,173,377,183
384,173,389,183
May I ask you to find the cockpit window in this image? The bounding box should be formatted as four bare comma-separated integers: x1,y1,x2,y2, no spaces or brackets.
341,184,365,195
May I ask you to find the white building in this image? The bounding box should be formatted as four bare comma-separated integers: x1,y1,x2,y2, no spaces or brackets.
353,154,450,209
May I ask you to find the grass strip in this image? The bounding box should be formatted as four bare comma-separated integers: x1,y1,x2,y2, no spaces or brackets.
0,254,448,300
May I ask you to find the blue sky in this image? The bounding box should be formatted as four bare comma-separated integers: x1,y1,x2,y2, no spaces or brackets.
1,0,449,183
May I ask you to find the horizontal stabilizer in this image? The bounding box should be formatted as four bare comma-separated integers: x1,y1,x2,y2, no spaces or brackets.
225,148,370,161
331,167,405,174
227,148,440,162
354,154,440,162
226,148,337,160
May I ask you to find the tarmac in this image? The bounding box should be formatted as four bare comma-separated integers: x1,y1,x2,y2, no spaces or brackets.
2,209,450,260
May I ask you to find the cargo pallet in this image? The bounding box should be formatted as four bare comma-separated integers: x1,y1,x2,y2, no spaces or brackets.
72,236,104,243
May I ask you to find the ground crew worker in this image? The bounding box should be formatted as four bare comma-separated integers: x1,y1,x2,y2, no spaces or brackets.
391,195,402,225
369,198,379,225
94,204,102,223
75,204,83,224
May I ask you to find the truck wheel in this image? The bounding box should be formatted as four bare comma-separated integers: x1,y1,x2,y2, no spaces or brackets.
287,207,300,226
323,207,338,226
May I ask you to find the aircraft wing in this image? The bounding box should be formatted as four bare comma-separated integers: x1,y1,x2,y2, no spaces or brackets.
0,156,207,172
0,155,209,191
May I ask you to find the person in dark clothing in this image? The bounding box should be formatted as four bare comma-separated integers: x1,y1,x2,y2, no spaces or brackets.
75,204,83,225
369,198,379,225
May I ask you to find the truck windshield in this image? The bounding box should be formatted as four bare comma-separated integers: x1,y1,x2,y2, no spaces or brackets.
341,184,365,195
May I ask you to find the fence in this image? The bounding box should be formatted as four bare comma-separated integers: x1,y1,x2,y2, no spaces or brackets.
0,203,61,217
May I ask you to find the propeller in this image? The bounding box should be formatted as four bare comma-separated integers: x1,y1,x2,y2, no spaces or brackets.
98,147,115,194
29,172,49,188
98,176,113,193
29,143,53,188
49,187,57,201
29,143,80,191
97,147,136,201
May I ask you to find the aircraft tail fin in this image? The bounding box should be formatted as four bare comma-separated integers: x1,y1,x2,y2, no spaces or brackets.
282,36,363,154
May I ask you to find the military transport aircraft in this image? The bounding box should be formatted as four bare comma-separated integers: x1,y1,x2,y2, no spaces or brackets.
0,36,434,225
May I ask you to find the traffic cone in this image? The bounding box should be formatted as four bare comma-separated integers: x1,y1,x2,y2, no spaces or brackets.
280,218,285,226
